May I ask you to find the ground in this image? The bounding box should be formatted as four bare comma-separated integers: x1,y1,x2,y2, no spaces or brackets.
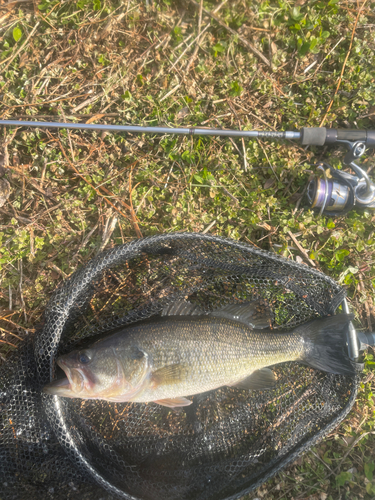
1,0,375,498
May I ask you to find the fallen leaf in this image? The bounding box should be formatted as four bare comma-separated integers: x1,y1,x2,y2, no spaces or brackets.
86,114,106,124
264,178,275,189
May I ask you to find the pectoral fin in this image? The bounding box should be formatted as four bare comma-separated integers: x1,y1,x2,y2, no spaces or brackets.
154,397,192,408
209,300,272,329
151,363,188,387
231,368,276,390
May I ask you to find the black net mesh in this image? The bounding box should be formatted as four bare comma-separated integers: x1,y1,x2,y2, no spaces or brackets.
0,233,358,500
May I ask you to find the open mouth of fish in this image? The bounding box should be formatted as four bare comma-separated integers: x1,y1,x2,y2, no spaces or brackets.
43,376,73,396
44,360,85,397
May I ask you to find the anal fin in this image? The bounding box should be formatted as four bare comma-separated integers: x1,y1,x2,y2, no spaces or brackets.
154,397,192,409
231,368,276,390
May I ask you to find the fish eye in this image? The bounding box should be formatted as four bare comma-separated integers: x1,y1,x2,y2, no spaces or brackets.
79,352,90,364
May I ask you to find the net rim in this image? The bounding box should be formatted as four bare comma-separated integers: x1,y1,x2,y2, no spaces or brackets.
35,233,352,500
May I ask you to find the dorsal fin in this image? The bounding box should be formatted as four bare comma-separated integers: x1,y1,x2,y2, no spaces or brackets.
162,300,204,317
209,300,272,329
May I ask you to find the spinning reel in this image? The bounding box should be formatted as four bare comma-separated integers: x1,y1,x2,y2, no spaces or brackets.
302,127,375,215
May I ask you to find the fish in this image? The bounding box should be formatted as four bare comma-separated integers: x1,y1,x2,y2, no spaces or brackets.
43,300,355,409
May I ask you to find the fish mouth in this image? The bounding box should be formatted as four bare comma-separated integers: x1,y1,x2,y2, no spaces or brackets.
43,376,73,397
58,357,86,392
44,358,85,397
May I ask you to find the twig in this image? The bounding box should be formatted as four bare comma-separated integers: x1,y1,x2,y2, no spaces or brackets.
303,60,317,74
228,100,248,171
287,230,316,268
359,274,372,331
0,327,23,341
14,171,58,202
0,339,17,348
336,431,375,472
244,236,261,248
169,25,210,72
313,36,345,76
135,186,153,214
29,227,35,260
0,315,34,333
292,182,309,216
59,106,76,165
18,259,27,322
258,140,279,181
95,159,141,189
98,213,118,253
0,92,93,115
1,21,40,72
185,0,204,72
241,137,248,172
159,84,181,102
0,0,33,7
201,112,232,124
40,158,47,190
74,223,99,257
164,162,175,189
188,0,272,68
71,91,105,113
219,184,239,205
128,168,143,238
202,220,216,234
247,109,277,131
48,262,68,279
319,0,368,126
275,484,297,500
310,449,335,476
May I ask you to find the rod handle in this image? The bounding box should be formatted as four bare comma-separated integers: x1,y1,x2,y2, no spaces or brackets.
300,127,327,146
300,127,375,147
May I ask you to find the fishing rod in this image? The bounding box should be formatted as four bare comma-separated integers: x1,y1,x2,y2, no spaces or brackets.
1,119,375,215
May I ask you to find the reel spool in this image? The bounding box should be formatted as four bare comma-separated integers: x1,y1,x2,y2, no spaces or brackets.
306,164,354,216
307,173,352,214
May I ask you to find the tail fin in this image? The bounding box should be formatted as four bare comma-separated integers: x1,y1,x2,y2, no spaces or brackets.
297,314,355,376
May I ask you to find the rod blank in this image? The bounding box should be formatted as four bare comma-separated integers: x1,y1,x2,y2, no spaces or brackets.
0,120,301,140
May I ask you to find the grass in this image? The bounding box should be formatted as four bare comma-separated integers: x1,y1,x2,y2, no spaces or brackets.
1,0,375,498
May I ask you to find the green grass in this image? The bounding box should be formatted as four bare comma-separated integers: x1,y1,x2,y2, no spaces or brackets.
1,0,375,498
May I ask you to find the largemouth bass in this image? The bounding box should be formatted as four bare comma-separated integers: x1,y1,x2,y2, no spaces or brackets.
44,301,355,409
